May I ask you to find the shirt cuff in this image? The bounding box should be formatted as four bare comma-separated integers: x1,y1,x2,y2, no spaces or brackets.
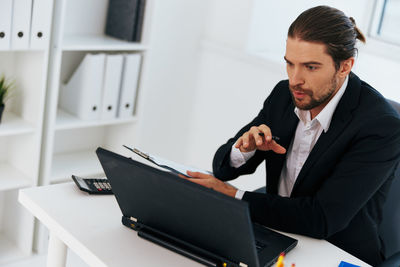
229,144,256,168
235,189,246,200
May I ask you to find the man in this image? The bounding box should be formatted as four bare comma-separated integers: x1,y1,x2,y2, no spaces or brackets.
184,5,400,266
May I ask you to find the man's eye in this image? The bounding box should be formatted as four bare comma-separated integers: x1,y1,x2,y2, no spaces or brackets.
306,65,317,70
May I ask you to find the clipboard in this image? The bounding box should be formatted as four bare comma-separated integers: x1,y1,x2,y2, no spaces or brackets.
123,145,213,177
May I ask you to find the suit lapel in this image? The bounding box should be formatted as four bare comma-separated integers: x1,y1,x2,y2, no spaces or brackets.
267,100,298,194
291,73,361,194
277,102,299,149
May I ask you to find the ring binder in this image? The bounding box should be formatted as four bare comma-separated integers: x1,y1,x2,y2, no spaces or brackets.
11,0,32,50
0,0,12,50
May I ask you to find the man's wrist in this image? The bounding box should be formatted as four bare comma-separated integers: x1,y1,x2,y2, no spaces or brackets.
230,145,256,168
235,189,246,200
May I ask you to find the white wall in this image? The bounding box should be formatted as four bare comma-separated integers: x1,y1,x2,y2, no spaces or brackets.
137,0,210,163
140,0,400,191
248,0,374,56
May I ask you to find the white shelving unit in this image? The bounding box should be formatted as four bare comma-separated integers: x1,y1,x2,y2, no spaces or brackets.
0,113,35,137
0,1,54,263
37,0,153,252
55,109,138,131
62,34,149,51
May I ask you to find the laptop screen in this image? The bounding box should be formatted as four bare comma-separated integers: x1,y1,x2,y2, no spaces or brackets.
97,147,259,266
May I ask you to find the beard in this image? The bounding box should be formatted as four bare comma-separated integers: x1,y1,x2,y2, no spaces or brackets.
290,73,338,110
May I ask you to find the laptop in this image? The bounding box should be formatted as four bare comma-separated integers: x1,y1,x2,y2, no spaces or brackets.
96,147,297,267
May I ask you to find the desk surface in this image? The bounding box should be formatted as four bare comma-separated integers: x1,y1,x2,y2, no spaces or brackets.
19,183,371,267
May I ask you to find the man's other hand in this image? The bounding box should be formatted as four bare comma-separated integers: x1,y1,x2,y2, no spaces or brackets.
179,171,238,198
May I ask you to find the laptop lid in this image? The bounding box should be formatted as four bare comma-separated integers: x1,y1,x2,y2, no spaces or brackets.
96,147,295,267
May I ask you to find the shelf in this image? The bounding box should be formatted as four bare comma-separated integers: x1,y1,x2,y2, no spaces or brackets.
51,150,104,183
0,235,28,265
0,113,35,137
55,109,138,131
0,163,32,191
62,34,149,51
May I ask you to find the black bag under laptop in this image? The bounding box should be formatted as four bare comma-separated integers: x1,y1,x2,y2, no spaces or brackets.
96,147,297,267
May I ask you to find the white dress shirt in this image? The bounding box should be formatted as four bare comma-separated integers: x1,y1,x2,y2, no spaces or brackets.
230,76,349,199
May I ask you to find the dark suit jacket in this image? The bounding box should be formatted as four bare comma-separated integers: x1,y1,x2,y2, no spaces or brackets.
212,73,400,266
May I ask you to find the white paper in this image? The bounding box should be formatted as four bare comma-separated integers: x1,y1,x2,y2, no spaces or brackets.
125,146,213,177
150,154,212,176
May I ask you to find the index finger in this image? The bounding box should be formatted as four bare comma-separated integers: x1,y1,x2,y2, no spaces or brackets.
258,124,273,141
234,137,244,148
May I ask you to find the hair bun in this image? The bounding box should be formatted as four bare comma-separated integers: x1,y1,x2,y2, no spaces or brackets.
349,17,366,43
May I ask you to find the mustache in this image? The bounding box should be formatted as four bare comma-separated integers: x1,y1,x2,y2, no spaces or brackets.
289,85,313,96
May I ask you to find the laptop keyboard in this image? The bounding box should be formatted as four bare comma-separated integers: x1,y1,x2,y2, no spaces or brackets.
255,240,267,252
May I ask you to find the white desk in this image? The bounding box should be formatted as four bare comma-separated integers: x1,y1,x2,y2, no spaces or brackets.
19,183,371,267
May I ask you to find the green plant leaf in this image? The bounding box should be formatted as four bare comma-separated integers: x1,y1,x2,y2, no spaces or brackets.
0,74,15,105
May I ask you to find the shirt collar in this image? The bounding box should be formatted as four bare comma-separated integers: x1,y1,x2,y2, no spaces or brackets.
294,75,349,132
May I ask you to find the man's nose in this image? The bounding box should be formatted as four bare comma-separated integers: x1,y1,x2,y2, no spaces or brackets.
289,68,305,87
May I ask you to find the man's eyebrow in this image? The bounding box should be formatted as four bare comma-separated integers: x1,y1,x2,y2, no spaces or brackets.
303,61,323,65
283,56,323,65
283,56,292,64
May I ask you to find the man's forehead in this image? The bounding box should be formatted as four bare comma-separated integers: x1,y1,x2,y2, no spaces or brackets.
285,37,331,63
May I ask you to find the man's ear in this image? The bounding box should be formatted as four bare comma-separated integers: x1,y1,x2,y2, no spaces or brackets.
339,57,355,77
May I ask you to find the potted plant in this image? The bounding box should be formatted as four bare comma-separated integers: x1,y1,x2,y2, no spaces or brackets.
0,74,14,123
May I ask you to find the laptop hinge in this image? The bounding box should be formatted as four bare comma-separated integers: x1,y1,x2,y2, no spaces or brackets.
239,263,248,267
138,226,237,267
121,216,142,231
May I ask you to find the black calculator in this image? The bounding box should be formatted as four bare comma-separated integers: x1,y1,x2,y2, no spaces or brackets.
72,175,113,194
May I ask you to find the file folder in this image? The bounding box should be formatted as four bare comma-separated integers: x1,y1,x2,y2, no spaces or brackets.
0,0,12,50
30,0,54,50
11,0,32,50
118,53,141,118
60,53,106,120
101,54,124,120
133,0,147,42
105,0,140,42
123,145,213,176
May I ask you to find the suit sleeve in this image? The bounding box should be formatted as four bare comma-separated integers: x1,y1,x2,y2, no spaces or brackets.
242,114,400,238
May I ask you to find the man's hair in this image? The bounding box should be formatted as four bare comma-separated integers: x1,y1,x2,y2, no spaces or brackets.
288,5,366,70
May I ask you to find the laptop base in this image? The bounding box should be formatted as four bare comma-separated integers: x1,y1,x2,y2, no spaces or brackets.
122,216,240,267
